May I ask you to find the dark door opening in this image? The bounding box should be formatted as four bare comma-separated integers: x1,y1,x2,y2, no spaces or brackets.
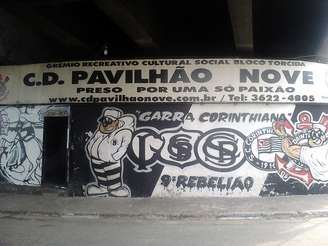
42,117,68,187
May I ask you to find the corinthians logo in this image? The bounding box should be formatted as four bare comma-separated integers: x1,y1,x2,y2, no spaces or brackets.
127,126,246,173
243,127,283,171
244,111,328,188
195,128,246,172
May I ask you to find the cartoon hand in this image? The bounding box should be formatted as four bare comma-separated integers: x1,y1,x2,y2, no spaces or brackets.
281,138,291,153
111,129,132,161
281,138,301,160
273,121,288,138
85,131,93,138
112,139,129,161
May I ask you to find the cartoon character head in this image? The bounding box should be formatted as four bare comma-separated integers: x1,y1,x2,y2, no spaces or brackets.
97,108,122,134
308,124,327,147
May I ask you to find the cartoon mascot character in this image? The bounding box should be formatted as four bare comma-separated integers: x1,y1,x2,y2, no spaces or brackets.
85,107,135,197
273,119,328,184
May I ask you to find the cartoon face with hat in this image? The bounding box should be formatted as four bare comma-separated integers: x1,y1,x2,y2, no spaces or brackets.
97,108,122,134
84,107,136,197
308,123,327,147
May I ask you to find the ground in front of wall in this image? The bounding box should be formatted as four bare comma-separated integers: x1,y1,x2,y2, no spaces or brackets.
0,215,327,246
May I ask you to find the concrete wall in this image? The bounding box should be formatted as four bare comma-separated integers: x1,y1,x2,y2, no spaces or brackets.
70,103,328,197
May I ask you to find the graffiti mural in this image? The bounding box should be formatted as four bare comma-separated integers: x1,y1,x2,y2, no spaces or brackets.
250,111,328,188
84,107,136,197
0,106,44,185
0,105,69,186
70,103,328,197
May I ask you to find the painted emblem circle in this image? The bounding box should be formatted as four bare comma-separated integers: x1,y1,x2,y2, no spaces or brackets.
195,128,246,172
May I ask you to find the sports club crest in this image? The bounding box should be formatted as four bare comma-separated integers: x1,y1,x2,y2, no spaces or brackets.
127,127,202,171
244,127,284,171
159,127,201,168
245,110,328,188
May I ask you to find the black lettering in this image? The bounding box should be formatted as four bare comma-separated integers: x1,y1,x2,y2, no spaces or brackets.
104,70,123,84
261,69,280,83
176,175,188,188
191,68,212,83
187,176,197,188
197,176,207,189
23,73,36,86
88,71,107,84
244,177,254,191
207,177,218,189
240,69,259,83
169,68,190,83
149,69,168,83
303,71,313,84
43,72,59,85
217,177,226,191
72,71,88,84
161,175,171,187
282,70,300,84
231,177,244,191
135,70,148,83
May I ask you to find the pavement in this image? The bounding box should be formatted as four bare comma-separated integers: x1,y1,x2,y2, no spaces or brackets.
1,193,328,220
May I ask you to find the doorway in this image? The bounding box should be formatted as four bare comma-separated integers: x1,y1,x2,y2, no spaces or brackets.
42,116,69,187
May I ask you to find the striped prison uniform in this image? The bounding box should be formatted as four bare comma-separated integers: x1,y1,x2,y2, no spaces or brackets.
91,158,122,190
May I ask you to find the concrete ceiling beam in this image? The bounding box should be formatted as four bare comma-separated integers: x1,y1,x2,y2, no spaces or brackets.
94,0,158,49
1,3,90,51
227,0,254,53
